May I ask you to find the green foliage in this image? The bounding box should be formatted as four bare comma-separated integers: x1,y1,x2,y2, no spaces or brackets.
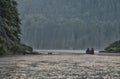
0,0,32,56
0,38,9,55
11,43,33,54
105,40,120,53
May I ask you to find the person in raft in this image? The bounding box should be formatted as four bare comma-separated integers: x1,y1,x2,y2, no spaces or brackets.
90,48,94,54
86,48,90,54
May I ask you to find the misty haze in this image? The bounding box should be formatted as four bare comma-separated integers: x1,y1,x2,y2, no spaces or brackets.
0,0,120,79
18,0,120,50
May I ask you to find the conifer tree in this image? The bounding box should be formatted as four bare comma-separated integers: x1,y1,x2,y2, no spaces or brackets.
0,0,21,55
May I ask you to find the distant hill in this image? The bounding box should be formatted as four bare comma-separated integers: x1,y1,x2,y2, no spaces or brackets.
17,0,120,49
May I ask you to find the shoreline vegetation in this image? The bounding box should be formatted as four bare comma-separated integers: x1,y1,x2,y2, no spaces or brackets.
104,40,120,53
0,0,32,56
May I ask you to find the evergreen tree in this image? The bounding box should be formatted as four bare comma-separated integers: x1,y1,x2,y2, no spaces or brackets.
0,0,22,55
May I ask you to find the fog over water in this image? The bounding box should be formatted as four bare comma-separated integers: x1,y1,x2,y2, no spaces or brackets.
34,49,99,54
34,50,120,57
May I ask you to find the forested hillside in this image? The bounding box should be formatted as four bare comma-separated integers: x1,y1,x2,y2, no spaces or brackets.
0,0,32,55
17,0,120,49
